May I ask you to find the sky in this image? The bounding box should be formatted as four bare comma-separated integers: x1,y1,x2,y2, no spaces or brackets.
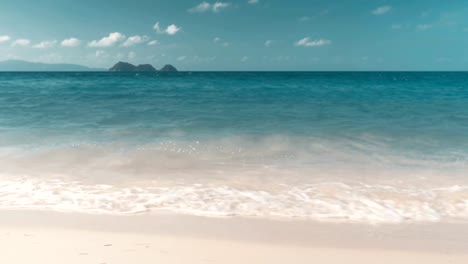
0,0,467,71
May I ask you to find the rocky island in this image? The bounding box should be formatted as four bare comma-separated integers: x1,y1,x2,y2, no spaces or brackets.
109,62,178,72
159,64,178,72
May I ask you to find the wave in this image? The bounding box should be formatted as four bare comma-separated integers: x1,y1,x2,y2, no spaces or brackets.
0,135,467,224
0,178,467,224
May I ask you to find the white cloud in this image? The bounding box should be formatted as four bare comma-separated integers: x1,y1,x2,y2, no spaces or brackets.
213,37,221,43
61,38,81,47
128,51,136,59
188,2,211,12
264,40,273,47
166,25,181,35
177,56,186,61
147,40,160,46
241,56,248,62
298,16,310,22
0,35,11,44
213,2,230,12
33,40,58,49
294,37,331,47
372,6,392,15
416,24,432,30
88,32,125,47
188,2,231,13
11,39,31,47
248,0,259,4
391,24,402,29
122,35,149,47
154,22,181,35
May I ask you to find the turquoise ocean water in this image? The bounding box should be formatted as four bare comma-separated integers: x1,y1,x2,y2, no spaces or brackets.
0,72,467,223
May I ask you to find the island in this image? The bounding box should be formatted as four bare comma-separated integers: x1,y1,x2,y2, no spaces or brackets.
159,64,178,72
109,62,178,72
0,60,105,71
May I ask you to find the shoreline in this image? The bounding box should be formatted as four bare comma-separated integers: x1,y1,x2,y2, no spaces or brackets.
0,210,467,263
2,210,468,252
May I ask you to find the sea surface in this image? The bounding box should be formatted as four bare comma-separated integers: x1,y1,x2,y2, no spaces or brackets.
0,72,467,223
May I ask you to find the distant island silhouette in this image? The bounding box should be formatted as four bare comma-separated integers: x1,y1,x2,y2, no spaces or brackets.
0,60,178,72
0,60,105,71
109,62,178,72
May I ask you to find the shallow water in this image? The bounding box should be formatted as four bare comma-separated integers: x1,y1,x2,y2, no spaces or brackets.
0,72,467,223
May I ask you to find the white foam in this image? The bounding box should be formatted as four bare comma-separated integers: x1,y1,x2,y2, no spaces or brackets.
0,136,467,224
0,178,467,224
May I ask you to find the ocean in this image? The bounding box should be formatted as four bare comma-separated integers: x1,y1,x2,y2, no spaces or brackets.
0,71,467,223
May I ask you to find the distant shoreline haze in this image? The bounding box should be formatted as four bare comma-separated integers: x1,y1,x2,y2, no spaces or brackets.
0,60,466,72
0,60,106,72
0,60,178,72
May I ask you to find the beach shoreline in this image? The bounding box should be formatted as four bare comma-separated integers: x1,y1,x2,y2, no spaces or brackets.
0,210,467,263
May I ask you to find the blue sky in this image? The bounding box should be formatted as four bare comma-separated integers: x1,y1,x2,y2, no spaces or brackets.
0,0,467,70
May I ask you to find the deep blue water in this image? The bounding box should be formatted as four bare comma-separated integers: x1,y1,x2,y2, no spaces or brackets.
1,72,467,158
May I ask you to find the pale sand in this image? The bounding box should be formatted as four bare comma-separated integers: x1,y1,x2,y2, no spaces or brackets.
0,211,467,264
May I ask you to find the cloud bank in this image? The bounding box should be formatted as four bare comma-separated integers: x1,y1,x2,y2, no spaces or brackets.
88,32,125,47
295,37,331,47
372,6,392,15
33,40,58,49
188,2,231,13
122,35,149,47
61,38,81,47
0,35,11,44
11,39,31,47
154,22,181,35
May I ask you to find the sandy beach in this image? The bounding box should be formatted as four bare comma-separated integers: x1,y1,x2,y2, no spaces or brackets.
0,210,467,264
2,0,468,262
